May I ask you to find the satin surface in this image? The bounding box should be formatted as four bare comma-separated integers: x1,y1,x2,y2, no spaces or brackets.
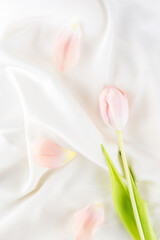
0,0,160,239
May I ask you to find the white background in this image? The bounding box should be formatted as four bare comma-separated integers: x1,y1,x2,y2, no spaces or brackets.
0,0,160,239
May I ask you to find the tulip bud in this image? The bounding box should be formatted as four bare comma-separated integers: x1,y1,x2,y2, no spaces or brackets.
74,203,104,240
99,87,129,130
31,137,75,169
53,23,81,72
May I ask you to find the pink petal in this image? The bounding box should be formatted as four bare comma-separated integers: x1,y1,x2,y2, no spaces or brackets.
99,87,129,130
107,88,129,130
31,137,75,169
74,203,104,240
99,87,110,126
53,23,81,72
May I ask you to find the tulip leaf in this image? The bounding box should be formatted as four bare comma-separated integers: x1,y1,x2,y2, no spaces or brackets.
101,145,141,240
118,150,136,183
119,150,157,240
129,170,157,240
102,145,157,240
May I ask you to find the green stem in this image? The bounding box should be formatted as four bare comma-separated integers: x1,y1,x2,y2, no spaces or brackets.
117,130,145,240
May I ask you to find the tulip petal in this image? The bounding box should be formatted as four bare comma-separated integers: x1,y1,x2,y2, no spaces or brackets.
99,87,129,130
31,137,75,169
53,23,81,72
99,87,110,126
64,148,76,163
107,88,129,130
74,203,104,240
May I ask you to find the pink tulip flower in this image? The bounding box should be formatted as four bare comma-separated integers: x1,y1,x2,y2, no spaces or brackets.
53,23,81,72
31,137,75,169
99,87,129,130
74,203,104,240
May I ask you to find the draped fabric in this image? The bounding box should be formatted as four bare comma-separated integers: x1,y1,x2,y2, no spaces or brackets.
0,0,160,239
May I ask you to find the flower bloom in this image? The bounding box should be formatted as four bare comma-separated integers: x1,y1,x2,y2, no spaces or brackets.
53,23,81,72
74,203,104,240
31,137,75,169
99,86,129,130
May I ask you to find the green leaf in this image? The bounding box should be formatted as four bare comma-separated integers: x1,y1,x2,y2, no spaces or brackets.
101,144,141,240
129,170,157,240
102,145,157,240
118,150,136,184
119,149,157,239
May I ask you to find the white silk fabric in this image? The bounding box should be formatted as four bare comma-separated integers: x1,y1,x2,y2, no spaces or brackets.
0,0,160,239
